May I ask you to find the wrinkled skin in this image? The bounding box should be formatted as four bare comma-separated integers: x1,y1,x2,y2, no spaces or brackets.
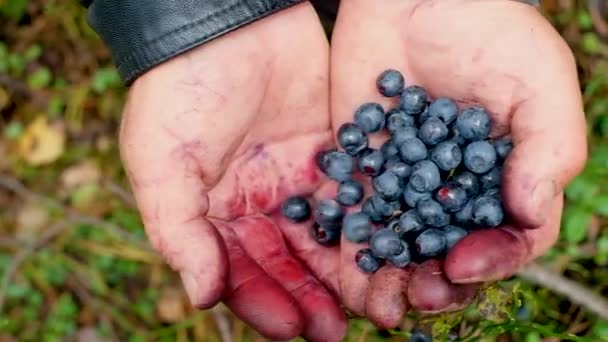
331,0,587,328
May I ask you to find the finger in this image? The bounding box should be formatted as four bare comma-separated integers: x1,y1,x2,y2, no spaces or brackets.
214,220,305,340
408,259,478,314
445,196,563,284
232,216,347,342
365,265,414,329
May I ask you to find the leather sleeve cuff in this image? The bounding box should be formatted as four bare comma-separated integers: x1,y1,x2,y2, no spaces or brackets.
84,0,304,85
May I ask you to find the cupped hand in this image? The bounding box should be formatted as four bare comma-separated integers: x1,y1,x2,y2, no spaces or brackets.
118,3,346,341
330,0,588,328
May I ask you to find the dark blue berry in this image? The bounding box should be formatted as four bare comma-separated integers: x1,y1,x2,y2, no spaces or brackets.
417,199,450,227
385,218,400,232
484,187,501,199
321,151,355,181
384,159,411,180
410,160,441,192
310,222,341,246
343,212,373,243
315,199,344,229
464,141,497,174
281,196,311,223
403,182,432,208
336,180,364,206
436,185,468,212
415,228,447,258
354,103,386,133
453,171,479,197
337,123,368,156
377,69,405,97
362,195,400,222
444,225,468,249
450,126,468,146
370,228,403,258
494,137,513,161
398,209,425,234
472,196,504,227
373,171,403,201
455,106,491,141
430,140,462,171
454,200,474,226
428,97,458,125
392,126,419,146
356,248,382,273
381,139,400,161
358,148,385,176
399,138,428,164
400,85,428,115
479,166,502,191
386,108,415,133
418,117,449,146
410,329,433,342
387,240,411,267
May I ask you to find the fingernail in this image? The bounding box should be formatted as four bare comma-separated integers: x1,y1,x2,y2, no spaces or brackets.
531,179,556,225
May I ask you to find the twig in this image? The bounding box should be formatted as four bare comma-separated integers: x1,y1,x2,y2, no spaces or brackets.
211,306,233,342
104,179,137,208
517,262,608,320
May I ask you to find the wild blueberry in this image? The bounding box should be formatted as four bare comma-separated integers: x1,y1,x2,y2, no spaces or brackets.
385,218,400,233
410,329,433,342
399,137,428,164
400,85,428,115
450,126,468,146
436,185,468,212
454,199,474,226
472,195,504,227
356,248,382,274
415,228,447,258
464,141,497,174
418,117,449,146
398,209,425,234
386,108,415,133
430,140,462,171
479,166,502,191
381,139,400,161
336,179,364,206
358,148,385,176
377,69,405,97
452,171,479,197
310,222,341,246
370,228,403,258
354,103,386,133
428,97,458,125
362,195,401,222
343,212,373,243
418,105,431,124
387,240,411,267
373,171,403,201
320,151,354,182
281,196,311,223
484,187,501,199
315,199,344,229
403,182,432,208
384,159,411,180
392,126,419,146
443,225,468,249
410,160,441,192
455,106,491,141
337,123,368,156
417,199,450,227
494,137,513,161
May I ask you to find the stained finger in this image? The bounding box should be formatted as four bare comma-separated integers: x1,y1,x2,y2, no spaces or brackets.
365,265,414,329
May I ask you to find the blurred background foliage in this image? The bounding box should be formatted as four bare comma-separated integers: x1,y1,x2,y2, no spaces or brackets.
1,0,608,341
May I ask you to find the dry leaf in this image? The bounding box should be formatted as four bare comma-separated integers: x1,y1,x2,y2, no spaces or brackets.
61,160,101,189
16,203,49,241
157,287,186,323
18,115,65,166
0,87,9,111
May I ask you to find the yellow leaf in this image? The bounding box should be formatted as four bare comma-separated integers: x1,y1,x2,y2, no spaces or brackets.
18,116,65,166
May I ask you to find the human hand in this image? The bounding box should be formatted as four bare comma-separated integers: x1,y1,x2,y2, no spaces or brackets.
330,0,587,328
118,3,347,340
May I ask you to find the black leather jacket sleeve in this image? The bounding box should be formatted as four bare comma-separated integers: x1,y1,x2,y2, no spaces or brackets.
82,0,304,85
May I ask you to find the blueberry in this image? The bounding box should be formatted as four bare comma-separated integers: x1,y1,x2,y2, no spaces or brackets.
400,85,428,115
419,117,449,146
443,225,468,249
454,199,474,226
410,160,441,192
392,126,419,146
494,137,513,161
464,141,497,174
452,171,479,197
410,330,432,342
435,185,468,212
450,126,468,146
415,228,447,258
377,69,405,97
385,218,400,233
387,240,411,267
428,97,458,125
402,182,432,207
281,196,311,223
336,180,364,206
373,171,403,201
418,105,431,124
362,195,401,222
398,209,425,234
354,103,386,133
430,140,462,171
315,199,344,229
472,196,504,227
337,123,369,156
370,228,403,258
310,222,341,246
355,248,382,273
484,187,501,199
399,137,428,164
381,139,400,161
417,199,450,227
455,106,491,141
320,151,355,181
358,148,385,176
384,159,411,180
343,212,373,243
386,108,415,133
479,166,502,191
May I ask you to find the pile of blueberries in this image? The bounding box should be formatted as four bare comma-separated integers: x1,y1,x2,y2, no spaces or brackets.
281,69,512,274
